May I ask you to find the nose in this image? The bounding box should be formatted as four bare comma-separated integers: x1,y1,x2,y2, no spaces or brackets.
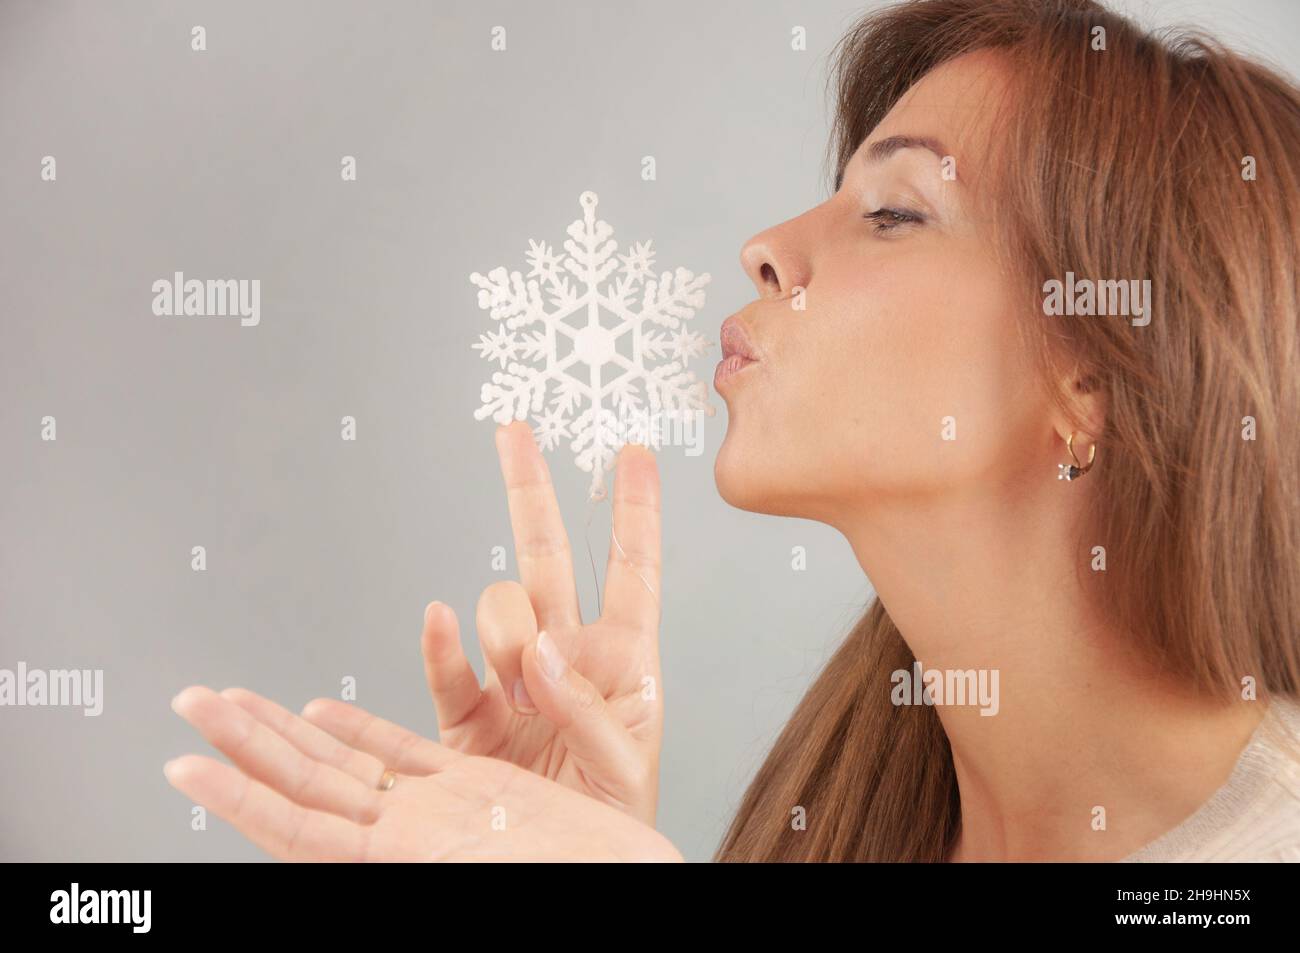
740,218,812,300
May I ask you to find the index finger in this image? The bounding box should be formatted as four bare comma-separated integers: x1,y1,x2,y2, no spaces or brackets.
495,421,582,630
602,442,662,629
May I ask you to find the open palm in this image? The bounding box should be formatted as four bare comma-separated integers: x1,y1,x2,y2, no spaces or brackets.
167,685,679,861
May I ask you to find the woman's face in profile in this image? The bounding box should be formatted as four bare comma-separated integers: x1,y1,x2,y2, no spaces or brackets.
715,51,1058,527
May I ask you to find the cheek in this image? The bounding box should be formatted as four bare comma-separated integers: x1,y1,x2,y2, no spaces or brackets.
780,258,1039,493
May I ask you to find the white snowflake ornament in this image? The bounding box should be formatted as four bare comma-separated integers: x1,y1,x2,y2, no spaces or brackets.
471,191,715,499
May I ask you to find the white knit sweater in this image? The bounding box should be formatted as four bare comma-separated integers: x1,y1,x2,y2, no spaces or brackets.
1121,696,1300,862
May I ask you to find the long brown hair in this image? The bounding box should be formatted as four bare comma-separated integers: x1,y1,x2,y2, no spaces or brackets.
717,0,1300,861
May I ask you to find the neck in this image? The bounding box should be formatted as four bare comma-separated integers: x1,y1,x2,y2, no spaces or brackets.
834,473,1264,861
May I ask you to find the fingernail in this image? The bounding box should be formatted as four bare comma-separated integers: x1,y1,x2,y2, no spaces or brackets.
425,601,442,624
511,678,536,714
537,630,568,682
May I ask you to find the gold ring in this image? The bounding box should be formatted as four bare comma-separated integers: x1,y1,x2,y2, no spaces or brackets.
377,769,397,791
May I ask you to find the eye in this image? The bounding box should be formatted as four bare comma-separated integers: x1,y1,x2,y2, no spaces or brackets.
864,207,924,233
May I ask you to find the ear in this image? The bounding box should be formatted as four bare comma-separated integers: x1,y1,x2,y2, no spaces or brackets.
1049,365,1106,449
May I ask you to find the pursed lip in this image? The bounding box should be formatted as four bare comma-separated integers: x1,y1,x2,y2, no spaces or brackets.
715,312,762,393
719,314,761,362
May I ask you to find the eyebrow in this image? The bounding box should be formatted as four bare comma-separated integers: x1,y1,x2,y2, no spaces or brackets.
835,134,956,191
864,135,950,163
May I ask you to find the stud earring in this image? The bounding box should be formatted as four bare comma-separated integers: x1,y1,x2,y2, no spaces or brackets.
1057,431,1096,481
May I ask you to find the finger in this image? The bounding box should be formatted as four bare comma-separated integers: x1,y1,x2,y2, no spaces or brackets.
164,754,367,861
476,580,540,714
301,697,461,775
521,631,650,807
171,686,381,824
602,442,662,629
496,420,582,630
220,687,388,790
420,601,485,729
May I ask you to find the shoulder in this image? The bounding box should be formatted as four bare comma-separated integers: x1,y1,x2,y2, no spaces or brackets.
1217,696,1300,862
1129,696,1300,863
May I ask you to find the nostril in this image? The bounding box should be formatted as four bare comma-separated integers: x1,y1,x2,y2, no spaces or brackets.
760,262,778,289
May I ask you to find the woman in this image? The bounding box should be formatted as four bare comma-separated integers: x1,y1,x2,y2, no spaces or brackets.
165,0,1300,861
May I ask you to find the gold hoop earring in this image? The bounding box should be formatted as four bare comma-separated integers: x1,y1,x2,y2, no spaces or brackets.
1057,432,1096,482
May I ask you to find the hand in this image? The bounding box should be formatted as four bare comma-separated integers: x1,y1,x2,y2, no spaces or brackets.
165,686,681,862
421,422,664,823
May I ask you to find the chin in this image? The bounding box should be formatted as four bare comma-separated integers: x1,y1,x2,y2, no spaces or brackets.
712,428,804,519
713,427,763,512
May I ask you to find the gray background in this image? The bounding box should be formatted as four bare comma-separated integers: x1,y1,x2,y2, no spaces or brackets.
2,0,1296,862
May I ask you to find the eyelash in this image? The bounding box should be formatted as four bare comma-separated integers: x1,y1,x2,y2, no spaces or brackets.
864,207,924,233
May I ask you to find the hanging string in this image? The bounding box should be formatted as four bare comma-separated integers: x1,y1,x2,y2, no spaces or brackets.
583,493,604,617
581,479,660,618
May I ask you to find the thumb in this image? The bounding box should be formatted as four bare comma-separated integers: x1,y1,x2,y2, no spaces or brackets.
520,631,649,807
